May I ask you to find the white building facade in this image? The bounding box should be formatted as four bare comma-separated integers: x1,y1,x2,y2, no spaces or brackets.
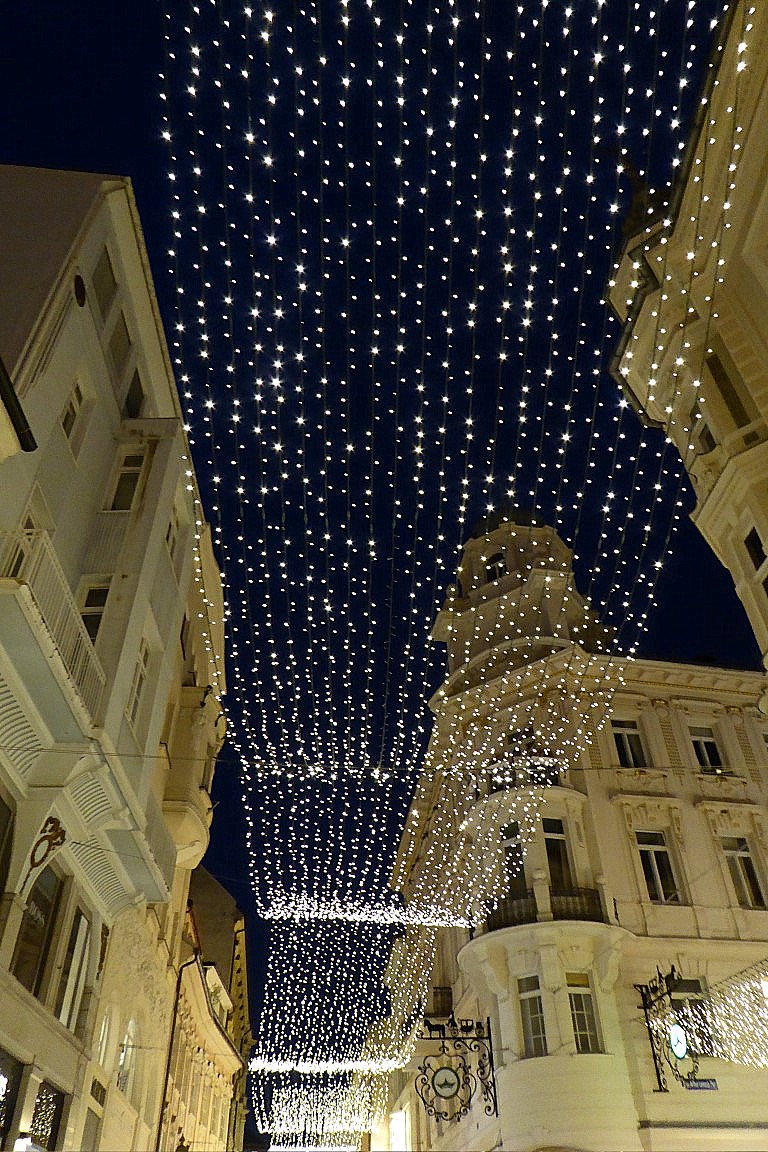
375,513,768,1152
0,165,236,1150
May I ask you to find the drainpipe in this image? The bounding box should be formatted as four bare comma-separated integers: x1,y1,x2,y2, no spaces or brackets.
154,950,199,1152
0,354,36,452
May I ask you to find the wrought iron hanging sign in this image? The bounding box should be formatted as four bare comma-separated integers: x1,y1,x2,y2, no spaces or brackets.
635,966,710,1092
415,1015,498,1123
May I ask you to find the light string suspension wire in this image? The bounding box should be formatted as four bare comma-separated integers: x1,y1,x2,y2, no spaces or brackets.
157,0,732,1143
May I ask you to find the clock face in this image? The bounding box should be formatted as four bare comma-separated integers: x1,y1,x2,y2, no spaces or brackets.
669,1023,688,1060
432,1066,461,1100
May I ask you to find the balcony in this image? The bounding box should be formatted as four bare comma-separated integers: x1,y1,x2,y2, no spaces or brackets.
0,530,106,727
485,886,606,933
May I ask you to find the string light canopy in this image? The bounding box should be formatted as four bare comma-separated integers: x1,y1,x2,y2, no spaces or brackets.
156,0,735,1143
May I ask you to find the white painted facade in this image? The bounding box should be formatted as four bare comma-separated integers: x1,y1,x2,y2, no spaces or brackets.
610,0,768,670
376,514,768,1152
0,165,242,1151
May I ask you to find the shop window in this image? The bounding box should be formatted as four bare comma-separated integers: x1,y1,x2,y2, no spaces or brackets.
30,1079,66,1151
518,976,547,1057
0,1046,23,1147
567,973,601,1053
10,865,63,995
722,837,766,909
635,830,681,904
611,719,646,768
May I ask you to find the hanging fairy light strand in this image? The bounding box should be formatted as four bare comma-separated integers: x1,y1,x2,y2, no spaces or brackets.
156,0,736,1144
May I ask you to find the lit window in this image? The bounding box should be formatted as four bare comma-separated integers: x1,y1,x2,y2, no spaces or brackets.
567,973,601,1053
30,1079,66,1150
81,584,110,642
518,975,547,1058
10,865,63,995
543,817,573,892
92,247,117,322
635,830,681,904
612,719,646,768
722,837,765,909
689,726,724,773
55,909,91,1031
127,639,151,727
485,551,507,582
108,451,145,511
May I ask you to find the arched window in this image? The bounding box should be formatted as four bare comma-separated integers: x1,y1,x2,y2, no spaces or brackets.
484,551,507,583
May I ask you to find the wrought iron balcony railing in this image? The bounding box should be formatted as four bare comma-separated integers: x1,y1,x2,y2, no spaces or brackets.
485,886,605,932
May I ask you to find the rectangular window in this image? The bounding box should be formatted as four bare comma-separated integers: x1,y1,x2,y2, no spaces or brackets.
108,311,132,380
612,719,647,768
61,380,84,440
123,368,145,419
501,822,528,899
11,865,63,995
636,830,681,904
543,817,573,892
0,1046,23,1148
690,726,724,773
518,976,547,1058
722,837,766,909
30,1080,66,1150
706,351,757,431
108,450,145,511
166,506,182,566
127,638,150,727
745,528,767,571
92,247,117,322
567,972,601,1053
55,908,91,1031
81,584,110,643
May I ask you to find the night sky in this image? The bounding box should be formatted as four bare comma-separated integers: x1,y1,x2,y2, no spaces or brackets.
0,0,763,1137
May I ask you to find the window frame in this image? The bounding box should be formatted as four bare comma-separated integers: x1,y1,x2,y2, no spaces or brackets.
484,551,507,583
127,638,151,728
612,718,647,769
721,836,766,909
107,448,146,512
566,972,602,1054
635,829,682,904
689,726,725,774
55,906,92,1032
518,975,547,1058
10,864,63,996
543,817,573,893
80,582,111,643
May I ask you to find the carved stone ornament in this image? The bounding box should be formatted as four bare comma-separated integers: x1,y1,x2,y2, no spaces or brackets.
20,816,66,894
